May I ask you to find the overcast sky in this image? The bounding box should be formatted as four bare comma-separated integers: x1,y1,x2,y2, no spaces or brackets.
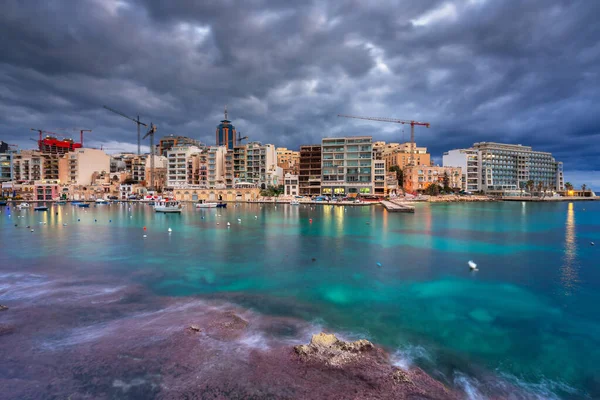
0,0,598,187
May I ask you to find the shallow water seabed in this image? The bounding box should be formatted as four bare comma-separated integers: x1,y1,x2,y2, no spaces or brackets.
1,201,599,398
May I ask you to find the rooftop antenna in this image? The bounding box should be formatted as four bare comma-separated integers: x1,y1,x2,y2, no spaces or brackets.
224,105,228,121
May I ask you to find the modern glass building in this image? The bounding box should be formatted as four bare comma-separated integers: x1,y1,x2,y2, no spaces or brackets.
215,107,237,150
321,136,374,196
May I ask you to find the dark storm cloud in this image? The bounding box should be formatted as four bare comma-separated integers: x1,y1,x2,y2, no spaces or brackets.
0,0,599,184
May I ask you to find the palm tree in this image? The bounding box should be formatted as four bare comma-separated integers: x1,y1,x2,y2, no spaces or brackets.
526,180,534,196
536,181,543,198
565,182,573,191
582,184,587,193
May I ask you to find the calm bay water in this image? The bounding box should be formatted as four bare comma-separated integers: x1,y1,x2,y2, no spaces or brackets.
1,201,599,398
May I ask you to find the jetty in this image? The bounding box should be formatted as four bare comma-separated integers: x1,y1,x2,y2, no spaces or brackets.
381,200,415,213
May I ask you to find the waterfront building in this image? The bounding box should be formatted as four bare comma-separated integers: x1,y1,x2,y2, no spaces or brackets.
385,171,399,195
208,146,228,188
34,182,59,201
158,135,201,156
58,149,111,186
372,141,386,160
373,159,386,196
0,141,8,153
284,173,299,196
321,136,373,196
298,145,321,196
0,152,12,182
166,145,202,188
215,107,237,149
403,165,462,193
276,147,300,175
233,145,248,184
11,151,44,182
442,149,481,192
382,142,431,170
224,150,234,188
443,142,564,194
172,187,260,202
234,142,277,189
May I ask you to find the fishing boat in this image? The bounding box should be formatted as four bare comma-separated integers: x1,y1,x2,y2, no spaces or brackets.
77,203,90,208
216,203,227,208
34,206,48,211
290,199,300,205
195,200,218,208
95,198,109,204
155,199,183,213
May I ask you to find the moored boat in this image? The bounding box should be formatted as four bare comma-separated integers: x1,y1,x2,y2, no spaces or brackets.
95,198,109,204
155,199,183,213
216,203,227,208
290,199,300,205
77,203,90,208
0,201,7,206
17,203,31,209
196,200,218,208
34,206,48,211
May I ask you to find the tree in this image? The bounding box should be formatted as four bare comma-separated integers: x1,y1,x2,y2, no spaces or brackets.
536,182,543,198
260,185,284,197
442,171,451,193
581,184,587,193
565,182,573,191
423,183,441,196
526,180,535,196
388,165,403,185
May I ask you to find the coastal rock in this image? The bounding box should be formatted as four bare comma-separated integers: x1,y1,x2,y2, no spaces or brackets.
0,305,8,311
203,311,249,341
294,332,374,366
188,325,202,333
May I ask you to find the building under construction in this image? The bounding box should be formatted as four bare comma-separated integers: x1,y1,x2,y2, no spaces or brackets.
37,136,82,155
298,145,322,196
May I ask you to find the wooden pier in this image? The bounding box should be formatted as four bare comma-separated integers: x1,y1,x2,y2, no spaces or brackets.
381,200,415,213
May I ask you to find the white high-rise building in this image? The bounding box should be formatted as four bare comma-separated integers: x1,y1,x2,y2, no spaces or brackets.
166,145,202,188
443,142,564,194
321,136,374,196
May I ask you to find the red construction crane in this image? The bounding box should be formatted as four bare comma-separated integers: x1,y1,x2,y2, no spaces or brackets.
337,114,430,166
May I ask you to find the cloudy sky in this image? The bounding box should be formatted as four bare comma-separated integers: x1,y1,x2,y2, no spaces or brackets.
1,0,598,187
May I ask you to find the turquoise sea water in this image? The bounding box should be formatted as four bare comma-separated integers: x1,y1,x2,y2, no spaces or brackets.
1,201,599,398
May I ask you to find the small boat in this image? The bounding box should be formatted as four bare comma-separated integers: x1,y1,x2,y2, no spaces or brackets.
216,203,227,208
0,201,7,206
55,201,67,205
17,203,30,209
290,200,300,205
34,206,48,211
95,198,109,204
77,203,90,208
196,200,218,208
155,199,183,213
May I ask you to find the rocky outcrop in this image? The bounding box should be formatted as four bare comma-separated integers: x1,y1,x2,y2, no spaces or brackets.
0,324,15,336
0,305,8,311
294,332,374,366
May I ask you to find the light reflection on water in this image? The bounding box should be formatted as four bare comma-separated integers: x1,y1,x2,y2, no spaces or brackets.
560,202,578,296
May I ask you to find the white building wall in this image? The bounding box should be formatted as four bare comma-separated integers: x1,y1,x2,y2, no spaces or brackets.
166,146,201,188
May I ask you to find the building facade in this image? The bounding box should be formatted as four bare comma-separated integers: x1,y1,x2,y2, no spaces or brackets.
58,148,111,186
321,137,373,196
166,146,202,188
298,145,321,196
284,173,299,196
403,165,462,193
158,135,201,156
0,152,12,182
276,147,300,175
373,160,386,196
382,142,431,169
442,149,481,192
443,143,564,194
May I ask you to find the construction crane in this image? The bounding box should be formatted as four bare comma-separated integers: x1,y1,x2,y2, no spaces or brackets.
103,105,147,155
30,128,60,141
143,122,158,191
237,132,248,144
337,114,430,166
57,128,92,147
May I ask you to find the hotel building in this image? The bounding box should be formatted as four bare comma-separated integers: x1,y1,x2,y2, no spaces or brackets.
321,136,374,196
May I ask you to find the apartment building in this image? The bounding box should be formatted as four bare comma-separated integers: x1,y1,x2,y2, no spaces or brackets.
284,173,299,196
321,136,373,196
276,147,300,175
298,145,321,196
166,145,202,188
403,165,462,193
442,149,481,192
235,142,278,188
58,148,111,186
158,135,201,156
443,142,564,194
12,151,44,182
0,152,12,182
373,160,386,196
382,142,431,169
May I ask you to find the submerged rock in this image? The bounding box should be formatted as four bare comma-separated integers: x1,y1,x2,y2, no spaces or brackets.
0,305,8,311
188,325,202,333
294,332,374,366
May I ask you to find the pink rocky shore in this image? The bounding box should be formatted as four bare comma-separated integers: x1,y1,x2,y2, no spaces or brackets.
0,271,458,399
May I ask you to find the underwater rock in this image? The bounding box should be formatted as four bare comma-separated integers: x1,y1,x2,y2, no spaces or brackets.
0,305,8,311
188,325,202,333
294,332,374,366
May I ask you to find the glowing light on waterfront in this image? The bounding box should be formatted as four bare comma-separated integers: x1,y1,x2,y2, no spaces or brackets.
560,202,579,296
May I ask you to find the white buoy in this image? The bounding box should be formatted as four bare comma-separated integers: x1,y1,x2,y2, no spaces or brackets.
168,227,172,233
63,223,67,226
255,215,258,219
30,229,34,232
143,234,147,238
217,222,220,225
237,218,241,222
227,222,231,226
592,242,596,246
468,260,478,271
